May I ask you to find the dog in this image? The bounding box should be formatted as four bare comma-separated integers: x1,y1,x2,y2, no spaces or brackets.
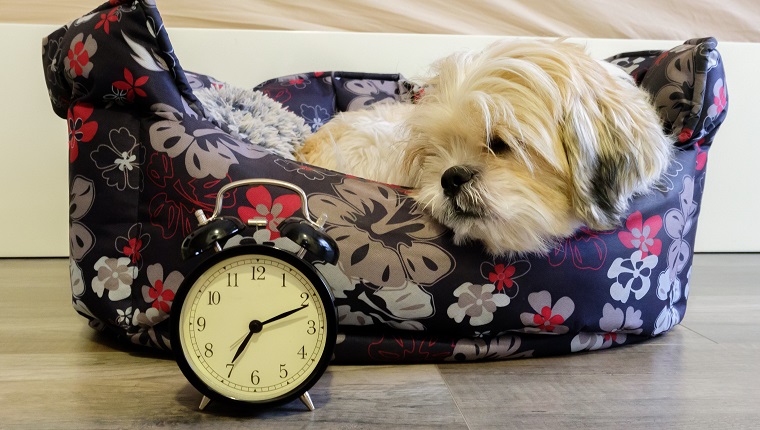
297,39,673,255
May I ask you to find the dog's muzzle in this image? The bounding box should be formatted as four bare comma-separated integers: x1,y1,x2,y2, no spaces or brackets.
441,166,476,197
441,166,484,218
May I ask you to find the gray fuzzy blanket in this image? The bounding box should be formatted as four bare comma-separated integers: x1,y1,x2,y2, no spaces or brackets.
194,85,311,160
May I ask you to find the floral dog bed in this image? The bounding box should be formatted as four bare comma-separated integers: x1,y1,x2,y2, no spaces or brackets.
43,0,728,363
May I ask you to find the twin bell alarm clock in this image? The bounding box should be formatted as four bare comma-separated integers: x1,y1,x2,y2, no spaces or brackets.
170,179,339,412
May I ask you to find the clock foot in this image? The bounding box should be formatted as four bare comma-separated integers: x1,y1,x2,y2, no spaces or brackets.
300,392,315,411
198,395,211,411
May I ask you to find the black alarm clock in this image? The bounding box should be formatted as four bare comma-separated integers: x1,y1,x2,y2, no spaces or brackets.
171,179,339,412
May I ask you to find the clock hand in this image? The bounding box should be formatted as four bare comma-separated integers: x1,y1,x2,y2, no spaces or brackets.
230,320,263,364
261,304,308,326
229,305,308,363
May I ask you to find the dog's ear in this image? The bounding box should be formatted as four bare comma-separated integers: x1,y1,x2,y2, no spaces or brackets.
560,63,673,231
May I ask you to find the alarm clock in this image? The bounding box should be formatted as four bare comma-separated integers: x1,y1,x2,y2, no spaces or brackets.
171,179,339,412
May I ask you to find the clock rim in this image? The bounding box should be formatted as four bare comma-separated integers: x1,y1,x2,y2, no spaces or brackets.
170,244,338,409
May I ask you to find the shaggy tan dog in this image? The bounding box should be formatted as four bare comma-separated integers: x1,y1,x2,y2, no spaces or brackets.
298,40,673,255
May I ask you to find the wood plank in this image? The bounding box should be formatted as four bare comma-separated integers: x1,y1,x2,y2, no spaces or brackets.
2,255,759,428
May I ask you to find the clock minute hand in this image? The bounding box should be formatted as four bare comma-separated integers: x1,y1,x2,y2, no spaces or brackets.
261,304,308,327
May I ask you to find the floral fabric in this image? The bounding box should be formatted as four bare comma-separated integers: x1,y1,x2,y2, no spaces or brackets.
43,0,728,363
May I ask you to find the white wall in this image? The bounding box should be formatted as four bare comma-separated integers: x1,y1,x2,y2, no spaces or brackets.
2,24,757,256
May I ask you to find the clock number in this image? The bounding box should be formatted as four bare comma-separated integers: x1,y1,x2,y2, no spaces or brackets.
207,291,221,305
300,292,310,306
204,343,214,358
227,273,238,287
196,317,206,332
252,265,266,281
298,345,307,359
307,320,317,335
279,364,288,379
281,273,286,287
250,370,260,385
226,363,235,378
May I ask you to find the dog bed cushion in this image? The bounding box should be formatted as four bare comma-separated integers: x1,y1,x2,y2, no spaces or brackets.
43,0,728,363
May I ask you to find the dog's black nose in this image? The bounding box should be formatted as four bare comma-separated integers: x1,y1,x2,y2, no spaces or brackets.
441,166,475,197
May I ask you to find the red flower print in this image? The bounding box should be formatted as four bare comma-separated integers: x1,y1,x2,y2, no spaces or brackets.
113,68,149,102
147,152,174,188
238,186,300,239
489,264,516,292
618,211,662,257
533,306,565,333
95,8,120,34
65,34,97,79
148,279,175,313
116,223,151,267
654,51,669,65
68,42,89,76
261,88,292,105
141,264,183,316
67,104,98,162
519,291,575,334
367,335,454,362
123,237,143,264
678,128,693,143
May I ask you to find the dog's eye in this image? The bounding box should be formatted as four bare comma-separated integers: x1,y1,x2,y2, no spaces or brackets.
488,136,510,155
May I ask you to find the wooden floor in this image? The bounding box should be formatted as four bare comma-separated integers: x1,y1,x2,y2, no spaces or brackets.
1,254,758,429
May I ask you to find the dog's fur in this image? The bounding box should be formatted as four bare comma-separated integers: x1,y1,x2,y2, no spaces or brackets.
298,40,673,255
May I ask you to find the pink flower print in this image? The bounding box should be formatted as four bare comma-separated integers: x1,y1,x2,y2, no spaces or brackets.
113,68,149,103
695,139,708,171
618,211,663,257
714,85,727,114
237,186,301,239
65,33,97,79
95,8,120,34
67,103,98,162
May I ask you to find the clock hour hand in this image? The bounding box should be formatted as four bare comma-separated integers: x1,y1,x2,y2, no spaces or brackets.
230,320,263,364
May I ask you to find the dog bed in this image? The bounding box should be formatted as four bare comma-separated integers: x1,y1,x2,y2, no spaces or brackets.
44,0,728,363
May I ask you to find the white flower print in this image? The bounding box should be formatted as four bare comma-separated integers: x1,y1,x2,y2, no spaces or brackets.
300,104,329,131
91,256,136,301
148,102,267,179
608,250,658,304
447,283,510,327
116,306,133,328
70,257,85,298
90,128,144,191
597,303,644,348
654,176,696,335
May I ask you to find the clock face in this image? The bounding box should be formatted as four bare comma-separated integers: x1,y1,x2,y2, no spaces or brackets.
173,245,336,405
